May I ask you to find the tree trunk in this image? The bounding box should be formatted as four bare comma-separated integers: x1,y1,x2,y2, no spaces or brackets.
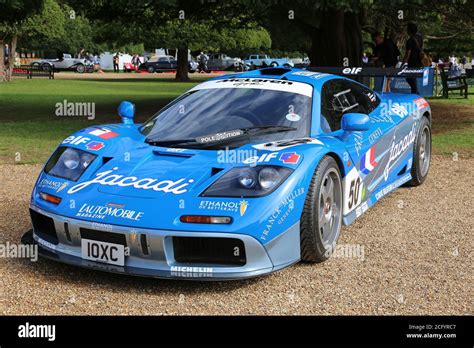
0,39,4,82
6,35,17,81
309,10,363,67
175,47,189,82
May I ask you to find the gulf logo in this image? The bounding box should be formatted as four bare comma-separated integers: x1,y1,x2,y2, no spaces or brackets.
360,146,378,175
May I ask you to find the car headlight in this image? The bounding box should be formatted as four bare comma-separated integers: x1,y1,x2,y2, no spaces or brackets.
201,166,292,198
44,147,96,182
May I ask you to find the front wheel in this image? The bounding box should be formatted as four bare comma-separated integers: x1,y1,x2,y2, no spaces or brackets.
406,117,431,186
300,156,343,263
76,64,85,73
147,66,155,73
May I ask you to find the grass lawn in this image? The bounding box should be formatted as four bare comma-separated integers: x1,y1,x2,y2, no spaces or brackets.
0,77,203,163
0,76,473,164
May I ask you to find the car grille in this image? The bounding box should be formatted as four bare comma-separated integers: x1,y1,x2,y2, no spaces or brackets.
30,209,58,245
173,237,246,266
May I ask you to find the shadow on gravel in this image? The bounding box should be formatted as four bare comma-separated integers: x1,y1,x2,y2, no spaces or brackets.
17,256,263,294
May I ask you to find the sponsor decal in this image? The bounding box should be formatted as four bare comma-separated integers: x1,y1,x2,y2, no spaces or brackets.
38,178,69,192
368,127,382,144
242,152,279,165
285,112,301,122
253,138,323,151
353,132,363,156
85,141,105,151
367,92,377,102
196,130,244,144
67,167,194,195
383,123,417,181
355,201,369,218
342,67,363,75
279,152,300,164
62,135,90,146
171,266,213,278
397,67,424,75
76,203,144,221
375,173,412,200
216,78,293,86
35,235,57,251
191,78,313,97
360,146,378,175
199,200,249,216
261,188,305,240
414,97,429,109
391,103,409,118
89,127,119,139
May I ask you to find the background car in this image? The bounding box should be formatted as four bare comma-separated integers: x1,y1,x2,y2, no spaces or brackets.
244,54,294,69
138,55,197,73
31,53,94,73
206,53,246,71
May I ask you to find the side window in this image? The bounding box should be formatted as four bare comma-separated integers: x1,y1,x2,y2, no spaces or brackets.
321,80,352,132
250,55,257,60
321,80,381,133
345,81,380,114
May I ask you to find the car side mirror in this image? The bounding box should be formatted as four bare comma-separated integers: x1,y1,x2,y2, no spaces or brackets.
118,101,135,124
341,113,370,132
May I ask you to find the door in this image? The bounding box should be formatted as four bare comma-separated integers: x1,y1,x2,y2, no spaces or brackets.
320,79,384,218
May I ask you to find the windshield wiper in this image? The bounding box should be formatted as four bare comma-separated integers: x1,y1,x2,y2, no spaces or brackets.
146,125,297,148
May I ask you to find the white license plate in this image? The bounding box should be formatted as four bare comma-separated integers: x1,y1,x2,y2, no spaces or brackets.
81,239,125,266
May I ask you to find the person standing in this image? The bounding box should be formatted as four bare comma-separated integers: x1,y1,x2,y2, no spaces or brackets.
372,32,400,91
4,44,10,67
402,23,423,94
113,53,119,73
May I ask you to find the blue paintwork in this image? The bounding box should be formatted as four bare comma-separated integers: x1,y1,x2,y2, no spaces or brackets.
29,68,431,279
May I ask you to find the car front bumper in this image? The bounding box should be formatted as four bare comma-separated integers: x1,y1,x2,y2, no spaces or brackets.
22,205,301,280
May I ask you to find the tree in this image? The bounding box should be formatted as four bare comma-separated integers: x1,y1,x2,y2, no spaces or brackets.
64,0,271,81
0,0,45,81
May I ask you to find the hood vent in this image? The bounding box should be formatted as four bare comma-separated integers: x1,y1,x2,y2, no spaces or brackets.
152,150,194,158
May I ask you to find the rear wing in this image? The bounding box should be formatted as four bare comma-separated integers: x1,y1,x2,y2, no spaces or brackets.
307,66,435,96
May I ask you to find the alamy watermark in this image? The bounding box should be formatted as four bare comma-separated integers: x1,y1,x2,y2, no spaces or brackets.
0,242,38,262
55,99,95,120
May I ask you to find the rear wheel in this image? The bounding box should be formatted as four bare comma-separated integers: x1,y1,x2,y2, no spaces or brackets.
406,117,431,186
76,64,85,73
270,61,278,67
300,156,343,262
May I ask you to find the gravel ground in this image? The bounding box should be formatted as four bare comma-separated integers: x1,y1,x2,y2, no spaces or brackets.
0,156,472,315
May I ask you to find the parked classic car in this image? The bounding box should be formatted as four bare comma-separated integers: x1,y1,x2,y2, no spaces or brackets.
244,54,294,69
138,55,198,73
31,54,94,73
206,53,246,71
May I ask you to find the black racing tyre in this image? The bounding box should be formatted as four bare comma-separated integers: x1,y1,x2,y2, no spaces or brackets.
270,61,278,67
406,116,431,186
300,156,343,263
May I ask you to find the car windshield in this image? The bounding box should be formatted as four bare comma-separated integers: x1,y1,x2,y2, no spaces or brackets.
140,84,313,147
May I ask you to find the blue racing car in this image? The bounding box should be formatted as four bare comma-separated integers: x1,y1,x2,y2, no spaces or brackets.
22,67,432,280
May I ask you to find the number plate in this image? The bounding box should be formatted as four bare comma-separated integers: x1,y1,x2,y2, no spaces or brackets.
81,239,125,266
